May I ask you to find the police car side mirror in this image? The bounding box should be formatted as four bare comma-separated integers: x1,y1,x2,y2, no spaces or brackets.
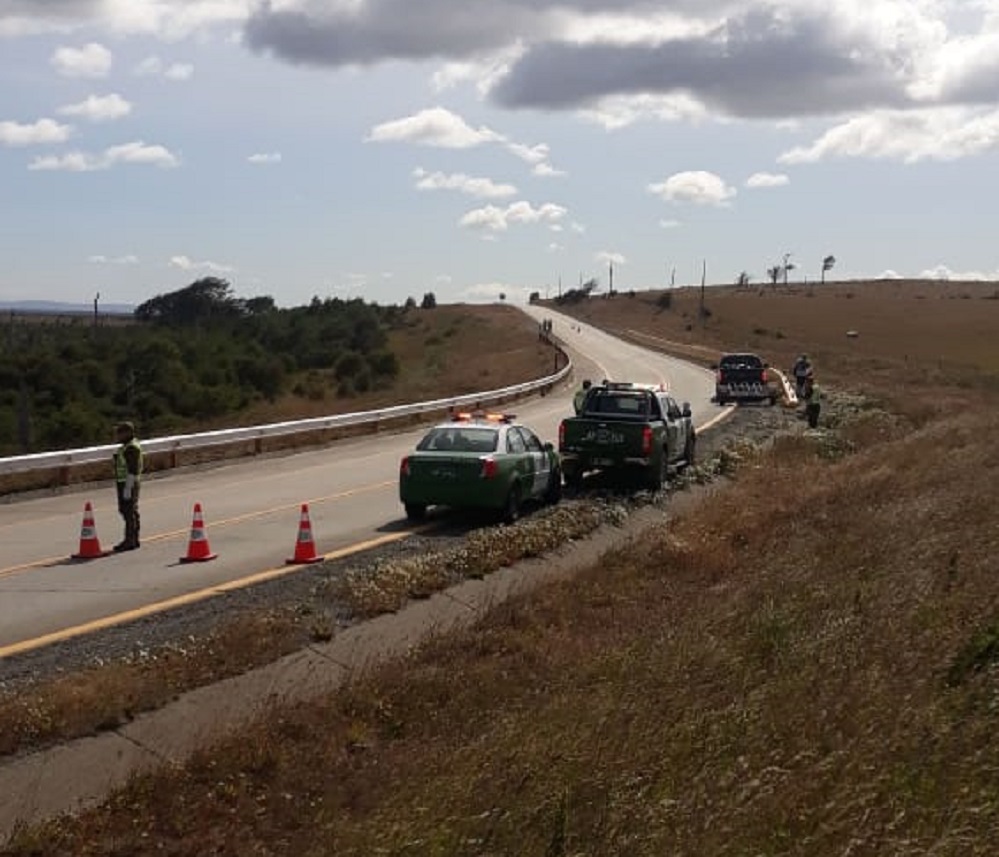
682,403,692,418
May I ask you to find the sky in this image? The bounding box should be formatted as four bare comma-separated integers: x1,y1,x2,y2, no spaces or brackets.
2,0,999,309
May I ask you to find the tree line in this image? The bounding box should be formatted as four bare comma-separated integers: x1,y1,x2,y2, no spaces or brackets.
0,278,419,456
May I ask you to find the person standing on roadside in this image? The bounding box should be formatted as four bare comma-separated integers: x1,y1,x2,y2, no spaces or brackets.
802,374,822,428
112,421,143,552
573,379,592,414
792,354,812,398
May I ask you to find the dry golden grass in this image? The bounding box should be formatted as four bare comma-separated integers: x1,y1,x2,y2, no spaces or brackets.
563,279,999,389
0,612,304,758
7,282,999,855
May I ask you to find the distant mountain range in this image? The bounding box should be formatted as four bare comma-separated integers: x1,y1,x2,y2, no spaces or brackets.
0,300,135,315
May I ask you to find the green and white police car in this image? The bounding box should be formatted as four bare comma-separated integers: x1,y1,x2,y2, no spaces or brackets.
399,412,562,523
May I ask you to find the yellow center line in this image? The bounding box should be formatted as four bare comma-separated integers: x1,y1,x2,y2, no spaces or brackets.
0,531,413,661
0,480,396,581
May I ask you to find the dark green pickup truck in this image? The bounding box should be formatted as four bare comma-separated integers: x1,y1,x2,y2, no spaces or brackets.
558,382,696,490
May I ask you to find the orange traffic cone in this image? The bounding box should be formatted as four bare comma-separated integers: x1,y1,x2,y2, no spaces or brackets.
72,501,111,559
286,503,323,564
180,502,218,563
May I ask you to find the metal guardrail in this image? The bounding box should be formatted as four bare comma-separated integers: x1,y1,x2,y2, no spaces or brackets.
0,352,573,478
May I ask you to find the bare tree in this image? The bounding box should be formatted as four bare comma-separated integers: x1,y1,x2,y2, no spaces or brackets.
782,252,795,285
767,266,781,287
821,254,836,283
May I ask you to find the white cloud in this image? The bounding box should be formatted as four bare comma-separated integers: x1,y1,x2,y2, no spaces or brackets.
134,55,164,75
745,171,789,189
458,282,529,304
134,56,194,80
659,218,681,229
164,63,194,81
169,255,235,274
596,250,626,266
0,118,72,147
430,47,523,97
368,107,562,175
878,269,903,280
28,141,180,171
459,201,567,233
101,0,253,40
367,107,501,149
579,92,709,130
412,167,516,199
248,152,282,164
505,140,563,177
532,161,567,178
779,107,999,164
648,170,736,206
549,242,564,252
919,264,999,281
57,93,132,122
88,254,138,265
570,221,586,234
51,42,111,78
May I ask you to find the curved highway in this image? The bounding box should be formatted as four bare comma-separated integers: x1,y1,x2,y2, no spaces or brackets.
0,307,720,655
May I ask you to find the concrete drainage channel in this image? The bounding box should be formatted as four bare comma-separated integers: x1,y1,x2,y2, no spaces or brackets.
0,487,717,841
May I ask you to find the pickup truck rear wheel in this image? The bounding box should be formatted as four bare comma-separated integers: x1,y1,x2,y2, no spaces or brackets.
404,503,426,522
645,453,667,492
564,466,583,493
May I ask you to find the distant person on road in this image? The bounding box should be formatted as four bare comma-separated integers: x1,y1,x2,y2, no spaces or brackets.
573,379,592,415
112,421,143,552
792,354,813,398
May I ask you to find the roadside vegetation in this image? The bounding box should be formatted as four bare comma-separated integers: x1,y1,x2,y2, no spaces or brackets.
0,279,549,457
5,280,999,854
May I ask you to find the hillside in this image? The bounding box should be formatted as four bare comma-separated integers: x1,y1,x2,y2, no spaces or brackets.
4,280,999,855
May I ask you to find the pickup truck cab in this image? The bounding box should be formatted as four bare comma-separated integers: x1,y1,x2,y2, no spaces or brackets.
558,381,696,491
713,353,779,406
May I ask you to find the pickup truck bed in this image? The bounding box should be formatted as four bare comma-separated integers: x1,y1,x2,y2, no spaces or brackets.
714,353,779,405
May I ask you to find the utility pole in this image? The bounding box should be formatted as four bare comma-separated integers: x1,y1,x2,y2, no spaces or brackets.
699,259,707,323
558,275,562,299
93,292,100,328
609,260,614,296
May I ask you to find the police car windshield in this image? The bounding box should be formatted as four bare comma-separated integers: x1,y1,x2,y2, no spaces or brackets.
417,426,499,453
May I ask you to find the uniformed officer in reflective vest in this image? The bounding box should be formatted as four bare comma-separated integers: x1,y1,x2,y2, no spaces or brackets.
113,421,143,552
573,379,592,414
802,374,822,429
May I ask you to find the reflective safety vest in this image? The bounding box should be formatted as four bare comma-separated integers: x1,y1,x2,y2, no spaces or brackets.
114,438,144,483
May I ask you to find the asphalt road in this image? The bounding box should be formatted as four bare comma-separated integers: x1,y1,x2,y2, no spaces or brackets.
0,306,718,653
